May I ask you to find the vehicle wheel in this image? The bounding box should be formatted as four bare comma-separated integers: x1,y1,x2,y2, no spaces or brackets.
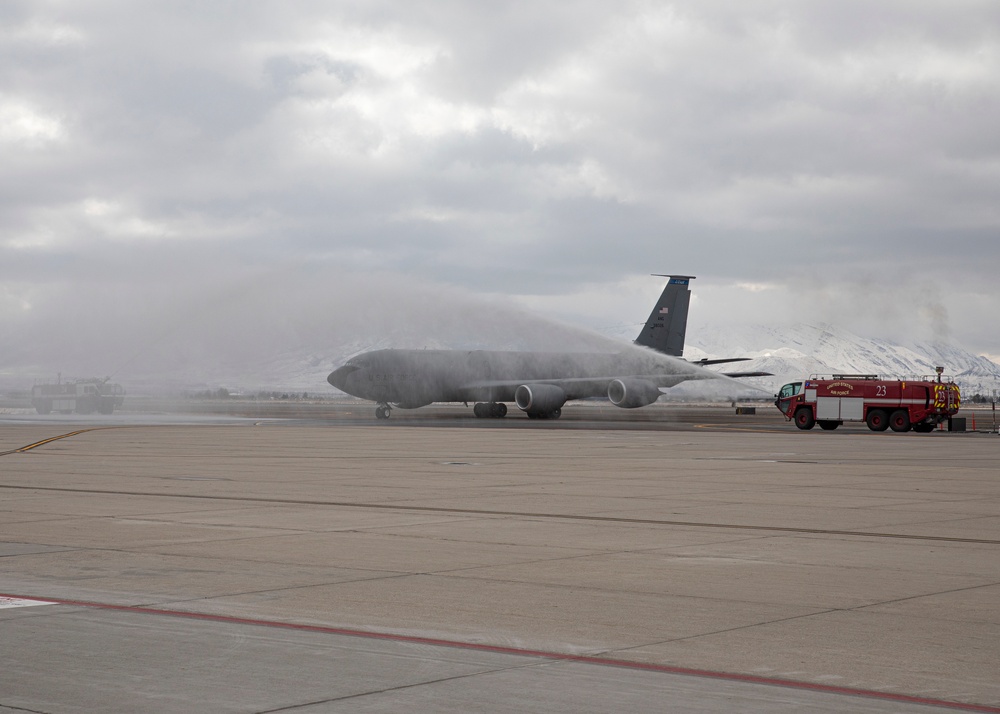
794,408,815,430
889,409,911,432
492,402,507,418
913,422,935,433
818,420,839,431
866,409,889,432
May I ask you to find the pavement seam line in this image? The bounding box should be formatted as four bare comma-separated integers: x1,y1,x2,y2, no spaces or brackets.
850,580,1000,613
609,607,843,649
0,484,996,545
252,662,547,713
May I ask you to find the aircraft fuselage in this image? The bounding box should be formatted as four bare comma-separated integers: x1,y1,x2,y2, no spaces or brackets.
327,348,698,410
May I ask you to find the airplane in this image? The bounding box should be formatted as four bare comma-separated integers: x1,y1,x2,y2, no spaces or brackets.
327,275,768,419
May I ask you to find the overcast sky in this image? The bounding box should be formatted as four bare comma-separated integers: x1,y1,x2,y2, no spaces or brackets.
3,1,999,384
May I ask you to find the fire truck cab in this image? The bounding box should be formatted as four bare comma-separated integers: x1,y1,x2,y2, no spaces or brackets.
775,373,960,433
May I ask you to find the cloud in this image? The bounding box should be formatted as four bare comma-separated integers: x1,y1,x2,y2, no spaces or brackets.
2,0,999,376
0,96,66,148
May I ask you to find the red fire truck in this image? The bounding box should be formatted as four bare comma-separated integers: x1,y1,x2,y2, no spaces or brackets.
774,372,961,432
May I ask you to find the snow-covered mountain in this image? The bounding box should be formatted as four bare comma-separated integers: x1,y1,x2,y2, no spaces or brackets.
685,323,1000,397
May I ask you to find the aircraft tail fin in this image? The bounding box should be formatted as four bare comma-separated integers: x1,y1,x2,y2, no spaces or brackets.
634,275,695,357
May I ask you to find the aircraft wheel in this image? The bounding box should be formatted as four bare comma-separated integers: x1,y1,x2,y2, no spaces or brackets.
818,420,839,430
913,422,935,433
889,409,911,432
548,408,561,420
794,408,815,430
375,405,390,420
866,409,889,432
491,402,507,418
473,403,485,418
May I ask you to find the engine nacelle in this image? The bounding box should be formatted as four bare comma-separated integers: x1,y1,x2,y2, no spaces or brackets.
608,378,661,408
514,383,567,414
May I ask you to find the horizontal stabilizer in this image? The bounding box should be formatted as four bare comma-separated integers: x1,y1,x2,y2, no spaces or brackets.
693,357,751,366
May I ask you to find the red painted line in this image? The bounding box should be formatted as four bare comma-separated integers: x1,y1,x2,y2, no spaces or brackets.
5,592,998,713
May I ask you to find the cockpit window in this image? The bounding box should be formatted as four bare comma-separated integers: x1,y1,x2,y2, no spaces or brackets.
778,382,803,399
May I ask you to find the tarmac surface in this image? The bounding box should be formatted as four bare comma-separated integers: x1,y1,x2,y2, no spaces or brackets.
1,402,999,712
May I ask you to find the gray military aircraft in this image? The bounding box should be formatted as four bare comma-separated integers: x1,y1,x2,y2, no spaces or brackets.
327,275,766,419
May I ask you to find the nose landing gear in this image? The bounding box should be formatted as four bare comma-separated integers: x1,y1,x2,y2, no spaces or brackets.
375,404,391,419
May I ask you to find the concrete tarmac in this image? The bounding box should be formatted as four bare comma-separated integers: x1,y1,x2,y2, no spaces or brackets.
1,405,998,712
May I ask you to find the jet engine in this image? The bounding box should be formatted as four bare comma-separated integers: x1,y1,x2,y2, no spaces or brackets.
608,378,661,408
514,384,567,416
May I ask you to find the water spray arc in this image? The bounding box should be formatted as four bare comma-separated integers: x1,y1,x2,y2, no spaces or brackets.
328,276,770,420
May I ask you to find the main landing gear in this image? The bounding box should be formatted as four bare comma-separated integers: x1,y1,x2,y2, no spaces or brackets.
473,402,508,418
375,403,391,419
527,408,561,420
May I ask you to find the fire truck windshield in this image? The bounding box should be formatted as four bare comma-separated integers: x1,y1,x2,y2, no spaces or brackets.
778,382,803,399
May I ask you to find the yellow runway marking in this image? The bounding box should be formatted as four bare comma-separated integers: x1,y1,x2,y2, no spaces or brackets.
0,428,120,456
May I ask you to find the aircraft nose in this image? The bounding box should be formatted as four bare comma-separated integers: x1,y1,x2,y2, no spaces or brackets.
328,364,360,389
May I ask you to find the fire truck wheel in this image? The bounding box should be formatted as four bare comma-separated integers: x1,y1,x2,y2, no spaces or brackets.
818,420,840,430
794,408,815,430
889,409,911,432
866,409,889,432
